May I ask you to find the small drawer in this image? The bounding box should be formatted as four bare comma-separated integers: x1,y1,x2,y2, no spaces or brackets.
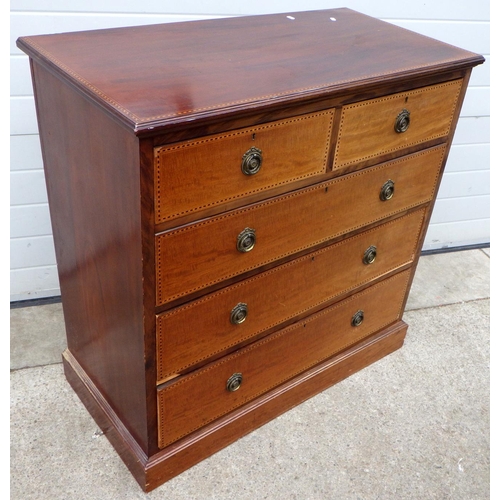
334,79,462,168
154,109,335,223
156,145,445,305
156,209,425,383
157,269,411,448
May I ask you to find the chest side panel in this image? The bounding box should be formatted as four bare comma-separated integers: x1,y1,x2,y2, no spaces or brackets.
31,62,149,451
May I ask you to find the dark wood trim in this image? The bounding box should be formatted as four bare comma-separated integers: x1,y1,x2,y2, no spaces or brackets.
136,65,481,136
398,68,474,313
62,350,148,487
138,137,161,455
16,8,483,137
17,36,481,139
149,71,473,147
145,320,407,491
63,322,407,492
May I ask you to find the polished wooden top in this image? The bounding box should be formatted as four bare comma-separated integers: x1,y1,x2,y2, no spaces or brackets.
17,8,483,134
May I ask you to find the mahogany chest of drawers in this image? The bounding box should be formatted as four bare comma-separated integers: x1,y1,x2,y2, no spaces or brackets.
17,8,483,491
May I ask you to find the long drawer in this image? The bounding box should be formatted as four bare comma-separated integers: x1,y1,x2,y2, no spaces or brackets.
157,269,411,448
154,109,335,223
156,209,425,383
156,145,445,305
334,79,462,168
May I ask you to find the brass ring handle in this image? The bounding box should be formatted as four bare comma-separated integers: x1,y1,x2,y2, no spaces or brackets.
241,147,263,175
363,245,377,265
226,373,243,392
395,108,410,133
380,180,395,201
351,310,364,327
230,303,248,324
237,227,256,253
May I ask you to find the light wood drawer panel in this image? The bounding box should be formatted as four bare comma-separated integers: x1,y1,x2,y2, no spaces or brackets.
154,109,335,223
157,269,411,448
156,145,445,305
156,209,425,382
334,79,462,168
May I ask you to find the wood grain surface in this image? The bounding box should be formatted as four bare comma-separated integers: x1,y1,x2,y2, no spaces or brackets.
154,109,334,223
156,209,425,382
17,7,483,491
157,270,411,448
31,62,150,451
334,79,463,167
16,9,483,133
155,145,445,305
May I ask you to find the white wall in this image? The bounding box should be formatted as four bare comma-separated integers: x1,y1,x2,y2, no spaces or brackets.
10,1,490,301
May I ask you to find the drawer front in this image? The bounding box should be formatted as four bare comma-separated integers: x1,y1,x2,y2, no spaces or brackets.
156,209,425,382
334,79,462,168
157,269,411,448
156,145,445,305
154,110,335,223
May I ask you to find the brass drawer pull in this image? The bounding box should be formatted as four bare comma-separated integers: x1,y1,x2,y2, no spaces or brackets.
226,373,243,392
380,180,395,201
351,310,364,327
230,303,248,324
363,245,377,265
237,227,256,253
241,146,263,175
394,108,410,133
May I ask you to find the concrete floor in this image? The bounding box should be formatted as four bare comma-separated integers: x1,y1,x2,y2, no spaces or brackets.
10,249,490,499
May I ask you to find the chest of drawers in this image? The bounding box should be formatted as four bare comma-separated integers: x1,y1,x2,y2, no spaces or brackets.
17,8,483,492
